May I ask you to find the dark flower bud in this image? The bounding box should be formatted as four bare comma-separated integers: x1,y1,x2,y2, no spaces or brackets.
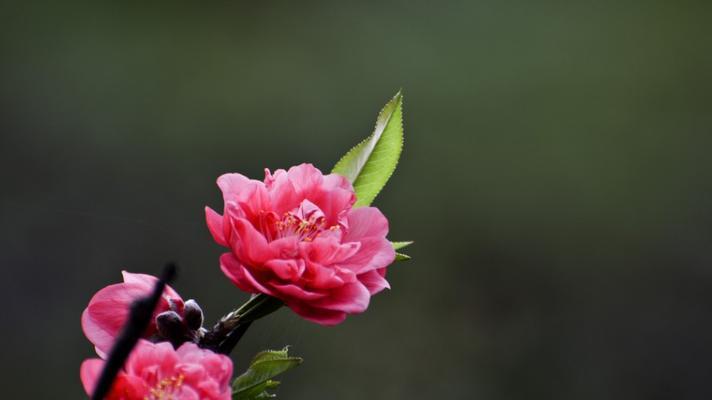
156,311,185,344
183,299,204,331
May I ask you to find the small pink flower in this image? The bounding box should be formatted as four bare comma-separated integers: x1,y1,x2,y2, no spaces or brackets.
80,340,233,400
206,163,396,325
82,272,185,357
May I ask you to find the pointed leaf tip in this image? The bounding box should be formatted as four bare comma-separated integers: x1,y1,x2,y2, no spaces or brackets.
391,241,413,250
332,91,404,207
395,252,411,262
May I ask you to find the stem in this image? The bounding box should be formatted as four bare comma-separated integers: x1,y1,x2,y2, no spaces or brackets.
217,321,253,355
91,263,177,400
200,294,283,353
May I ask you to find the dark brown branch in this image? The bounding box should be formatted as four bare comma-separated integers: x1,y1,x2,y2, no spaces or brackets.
217,320,253,355
90,263,177,400
200,294,283,353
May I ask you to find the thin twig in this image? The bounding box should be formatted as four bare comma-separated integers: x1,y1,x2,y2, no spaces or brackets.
200,294,283,353
90,263,177,400
217,321,253,355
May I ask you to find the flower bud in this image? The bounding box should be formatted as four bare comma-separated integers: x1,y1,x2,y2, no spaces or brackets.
156,311,185,343
183,299,204,331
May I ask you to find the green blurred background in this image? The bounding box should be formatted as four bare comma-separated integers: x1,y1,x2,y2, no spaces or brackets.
2,1,712,398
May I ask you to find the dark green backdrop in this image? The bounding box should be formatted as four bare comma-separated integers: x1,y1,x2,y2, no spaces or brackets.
2,1,712,398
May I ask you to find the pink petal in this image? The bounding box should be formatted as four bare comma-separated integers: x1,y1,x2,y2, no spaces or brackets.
311,282,371,313
121,271,182,300
82,282,154,356
268,236,300,259
126,340,178,377
343,207,390,241
220,253,274,296
231,218,273,265
264,258,304,281
310,187,355,226
177,386,201,400
80,359,104,396
218,173,271,223
303,236,360,265
217,173,257,203
340,236,395,275
358,268,391,295
344,207,388,242
322,173,354,192
120,271,156,291
264,168,299,214
176,342,233,386
286,301,347,326
205,207,227,246
296,199,324,221
286,163,323,198
271,282,327,301
81,308,113,358
302,259,345,289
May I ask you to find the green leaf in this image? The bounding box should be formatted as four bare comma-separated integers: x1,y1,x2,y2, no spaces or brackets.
392,241,413,262
332,91,404,207
395,252,411,261
391,241,413,251
233,347,303,400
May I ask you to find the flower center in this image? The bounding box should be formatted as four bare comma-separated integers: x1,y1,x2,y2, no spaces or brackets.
145,374,184,400
274,211,332,242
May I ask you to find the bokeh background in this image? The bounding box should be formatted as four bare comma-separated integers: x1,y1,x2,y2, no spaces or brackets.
2,1,712,398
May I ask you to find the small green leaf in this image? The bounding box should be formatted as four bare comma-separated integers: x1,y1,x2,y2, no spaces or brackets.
391,241,413,251
233,347,302,400
332,91,404,207
395,252,411,261
392,241,413,262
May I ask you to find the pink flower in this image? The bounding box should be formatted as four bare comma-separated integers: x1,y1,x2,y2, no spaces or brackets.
206,163,396,325
82,272,185,357
80,340,233,400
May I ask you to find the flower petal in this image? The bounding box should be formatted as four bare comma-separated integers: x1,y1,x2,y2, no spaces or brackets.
220,253,274,296
121,271,182,301
340,236,395,274
82,282,156,356
80,359,104,396
286,163,323,198
322,173,354,192
286,301,347,326
343,207,390,241
304,236,361,265
311,282,371,313
231,218,273,265
217,173,271,223
271,282,327,301
310,187,355,226
217,173,257,203
264,258,304,281
205,207,227,246
264,168,299,214
358,268,391,295
302,259,345,289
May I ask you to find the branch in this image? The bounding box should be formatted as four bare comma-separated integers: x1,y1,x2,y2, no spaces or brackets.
200,294,283,354
90,263,177,400
217,320,253,355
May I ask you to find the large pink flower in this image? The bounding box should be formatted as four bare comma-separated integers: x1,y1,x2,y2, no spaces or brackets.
206,163,396,325
81,340,233,400
82,272,185,357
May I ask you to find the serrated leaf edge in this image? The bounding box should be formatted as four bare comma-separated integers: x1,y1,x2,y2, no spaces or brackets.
332,91,404,207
